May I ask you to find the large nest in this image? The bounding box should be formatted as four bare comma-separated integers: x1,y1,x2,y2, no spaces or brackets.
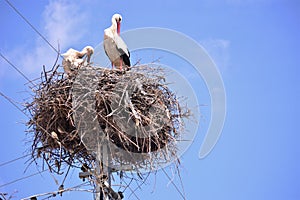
25,64,190,175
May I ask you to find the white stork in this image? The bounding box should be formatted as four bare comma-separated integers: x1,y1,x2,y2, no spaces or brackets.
103,13,130,70
62,46,94,76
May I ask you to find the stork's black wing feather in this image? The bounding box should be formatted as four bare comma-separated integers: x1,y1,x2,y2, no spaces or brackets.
121,51,131,67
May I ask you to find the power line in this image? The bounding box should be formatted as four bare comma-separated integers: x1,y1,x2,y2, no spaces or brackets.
0,169,48,188
21,182,92,200
126,172,150,200
122,179,140,200
0,52,32,84
0,93,56,190
0,90,57,144
0,91,29,118
161,167,186,200
0,154,31,168
4,0,60,55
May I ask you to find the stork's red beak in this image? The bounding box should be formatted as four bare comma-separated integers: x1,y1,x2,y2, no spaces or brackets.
117,21,121,35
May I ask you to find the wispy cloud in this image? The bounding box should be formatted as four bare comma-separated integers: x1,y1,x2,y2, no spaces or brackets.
200,39,231,73
5,0,89,77
43,0,88,49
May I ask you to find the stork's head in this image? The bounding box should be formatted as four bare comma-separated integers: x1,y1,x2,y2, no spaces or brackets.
112,13,122,35
112,13,122,24
83,46,94,56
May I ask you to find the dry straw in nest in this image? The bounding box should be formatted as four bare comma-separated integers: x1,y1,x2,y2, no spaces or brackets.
25,64,190,175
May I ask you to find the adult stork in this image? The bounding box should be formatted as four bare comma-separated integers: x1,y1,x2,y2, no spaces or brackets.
62,46,94,76
103,13,130,70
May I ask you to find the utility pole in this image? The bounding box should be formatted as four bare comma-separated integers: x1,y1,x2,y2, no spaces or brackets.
98,142,118,200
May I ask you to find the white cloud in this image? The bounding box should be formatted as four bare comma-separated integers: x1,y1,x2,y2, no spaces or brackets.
200,39,231,73
43,0,88,49
6,0,89,77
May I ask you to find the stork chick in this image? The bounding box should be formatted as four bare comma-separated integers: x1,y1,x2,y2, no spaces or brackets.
62,46,94,76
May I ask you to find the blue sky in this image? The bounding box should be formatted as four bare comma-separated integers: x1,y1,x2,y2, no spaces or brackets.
1,0,300,199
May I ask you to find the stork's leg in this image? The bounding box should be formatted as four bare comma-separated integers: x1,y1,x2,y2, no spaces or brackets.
87,56,91,65
111,62,114,69
119,58,123,70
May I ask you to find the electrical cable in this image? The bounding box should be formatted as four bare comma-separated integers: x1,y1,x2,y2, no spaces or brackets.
0,154,30,167
0,169,48,188
4,0,60,55
21,182,92,200
0,91,29,117
161,167,186,200
0,52,32,85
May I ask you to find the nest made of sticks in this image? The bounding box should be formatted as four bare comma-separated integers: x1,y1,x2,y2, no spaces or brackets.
25,64,190,174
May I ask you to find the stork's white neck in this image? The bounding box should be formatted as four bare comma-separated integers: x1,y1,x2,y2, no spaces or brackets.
110,19,117,33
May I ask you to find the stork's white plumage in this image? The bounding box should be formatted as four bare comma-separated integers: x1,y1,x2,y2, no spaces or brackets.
62,46,94,76
103,14,130,70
